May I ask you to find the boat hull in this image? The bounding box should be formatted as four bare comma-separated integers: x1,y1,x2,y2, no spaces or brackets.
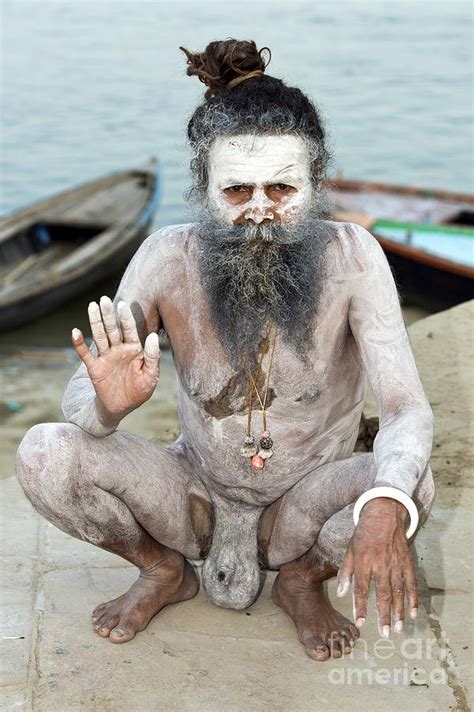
327,178,474,311
0,160,161,332
381,241,474,311
0,220,153,332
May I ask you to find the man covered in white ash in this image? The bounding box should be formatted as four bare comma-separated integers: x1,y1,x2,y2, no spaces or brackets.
16,39,434,661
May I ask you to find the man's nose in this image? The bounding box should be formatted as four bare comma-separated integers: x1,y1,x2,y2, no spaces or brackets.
244,191,274,224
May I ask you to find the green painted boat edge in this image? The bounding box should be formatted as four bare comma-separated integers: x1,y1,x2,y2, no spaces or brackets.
373,219,474,237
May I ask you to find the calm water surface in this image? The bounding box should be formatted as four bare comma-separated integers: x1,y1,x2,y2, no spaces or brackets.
1,0,472,347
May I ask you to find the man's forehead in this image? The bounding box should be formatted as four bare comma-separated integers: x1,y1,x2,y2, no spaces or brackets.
208,134,310,181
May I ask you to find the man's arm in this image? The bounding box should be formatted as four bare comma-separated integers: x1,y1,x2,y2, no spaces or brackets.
337,223,433,635
62,231,162,437
347,223,433,496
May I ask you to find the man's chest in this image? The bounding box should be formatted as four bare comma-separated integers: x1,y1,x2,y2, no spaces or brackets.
158,277,357,421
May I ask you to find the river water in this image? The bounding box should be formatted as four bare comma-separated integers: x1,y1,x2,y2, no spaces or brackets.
1,0,472,347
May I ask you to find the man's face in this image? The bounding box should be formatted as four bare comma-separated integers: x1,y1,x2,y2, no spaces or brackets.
196,131,331,369
206,134,313,226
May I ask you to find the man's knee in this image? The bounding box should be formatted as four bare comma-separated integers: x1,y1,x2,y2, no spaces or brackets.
15,422,83,507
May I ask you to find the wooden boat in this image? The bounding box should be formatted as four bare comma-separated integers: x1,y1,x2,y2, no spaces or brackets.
326,178,474,311
0,159,161,331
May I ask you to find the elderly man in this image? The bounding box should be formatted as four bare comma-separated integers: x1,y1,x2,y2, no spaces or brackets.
16,39,434,662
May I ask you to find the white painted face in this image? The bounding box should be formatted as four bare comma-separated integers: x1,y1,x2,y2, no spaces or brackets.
206,134,313,226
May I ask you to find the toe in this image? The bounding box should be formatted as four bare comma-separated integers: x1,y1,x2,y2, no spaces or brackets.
92,603,107,619
109,623,137,644
305,638,330,661
327,636,343,658
348,624,360,640
347,629,360,649
93,610,111,628
339,632,353,654
91,608,106,623
93,611,120,638
95,623,115,638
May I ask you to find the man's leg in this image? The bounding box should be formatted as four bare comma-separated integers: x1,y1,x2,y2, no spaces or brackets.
259,453,435,661
16,423,213,644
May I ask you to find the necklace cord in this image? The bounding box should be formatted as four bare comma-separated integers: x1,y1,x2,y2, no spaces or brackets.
261,329,277,431
239,324,276,437
243,324,270,434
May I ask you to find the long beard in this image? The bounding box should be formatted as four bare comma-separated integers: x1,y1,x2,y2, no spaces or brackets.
196,202,333,370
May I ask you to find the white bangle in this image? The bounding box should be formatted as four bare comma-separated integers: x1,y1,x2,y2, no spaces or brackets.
353,486,419,539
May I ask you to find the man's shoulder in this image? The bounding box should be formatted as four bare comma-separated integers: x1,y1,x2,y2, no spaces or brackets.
140,222,199,254
323,219,384,278
130,222,199,272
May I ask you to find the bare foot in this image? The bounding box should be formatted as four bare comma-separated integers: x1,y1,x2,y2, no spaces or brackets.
272,557,359,661
91,556,199,643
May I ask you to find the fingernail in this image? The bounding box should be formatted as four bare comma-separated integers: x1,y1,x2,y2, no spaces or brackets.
382,625,390,638
355,617,365,628
338,580,351,597
112,627,124,637
410,607,418,619
72,328,80,340
394,620,404,633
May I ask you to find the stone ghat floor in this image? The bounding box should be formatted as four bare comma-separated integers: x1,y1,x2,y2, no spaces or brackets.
1,474,472,712
1,301,473,711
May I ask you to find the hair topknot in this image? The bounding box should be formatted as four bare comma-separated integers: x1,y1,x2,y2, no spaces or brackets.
180,39,271,99
181,39,332,202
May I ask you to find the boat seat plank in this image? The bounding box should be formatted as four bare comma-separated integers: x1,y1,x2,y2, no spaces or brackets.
1,255,38,286
0,244,71,289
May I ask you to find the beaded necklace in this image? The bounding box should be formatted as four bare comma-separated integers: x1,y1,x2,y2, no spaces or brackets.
239,323,277,471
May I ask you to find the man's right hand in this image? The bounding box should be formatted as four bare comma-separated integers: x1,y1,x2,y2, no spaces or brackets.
71,295,160,424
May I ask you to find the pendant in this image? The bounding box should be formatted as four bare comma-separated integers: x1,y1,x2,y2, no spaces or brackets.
251,453,265,471
259,430,273,459
240,434,257,458
258,447,273,460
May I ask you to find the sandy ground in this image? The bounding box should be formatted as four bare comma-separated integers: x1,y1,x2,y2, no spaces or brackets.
1,301,472,710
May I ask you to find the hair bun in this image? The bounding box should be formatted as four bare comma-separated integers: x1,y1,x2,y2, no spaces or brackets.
180,39,271,99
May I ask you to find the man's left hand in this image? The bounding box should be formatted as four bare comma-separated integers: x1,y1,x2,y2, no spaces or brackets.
336,497,418,637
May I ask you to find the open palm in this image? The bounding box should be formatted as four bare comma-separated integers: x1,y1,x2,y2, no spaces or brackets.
71,295,160,418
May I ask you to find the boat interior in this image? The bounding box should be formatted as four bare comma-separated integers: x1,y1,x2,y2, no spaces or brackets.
329,188,474,227
444,209,474,226
0,220,110,286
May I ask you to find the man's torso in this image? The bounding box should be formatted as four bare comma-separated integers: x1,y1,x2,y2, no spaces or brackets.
145,221,368,505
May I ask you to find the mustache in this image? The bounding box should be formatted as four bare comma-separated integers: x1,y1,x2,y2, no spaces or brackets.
198,219,306,246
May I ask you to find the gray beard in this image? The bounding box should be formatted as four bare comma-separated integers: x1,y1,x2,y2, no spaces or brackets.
195,202,333,370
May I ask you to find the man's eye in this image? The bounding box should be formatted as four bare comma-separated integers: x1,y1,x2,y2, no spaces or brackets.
224,185,249,194
271,184,293,192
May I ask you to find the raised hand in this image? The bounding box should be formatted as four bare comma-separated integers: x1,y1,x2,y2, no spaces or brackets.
71,295,160,425
335,497,418,638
